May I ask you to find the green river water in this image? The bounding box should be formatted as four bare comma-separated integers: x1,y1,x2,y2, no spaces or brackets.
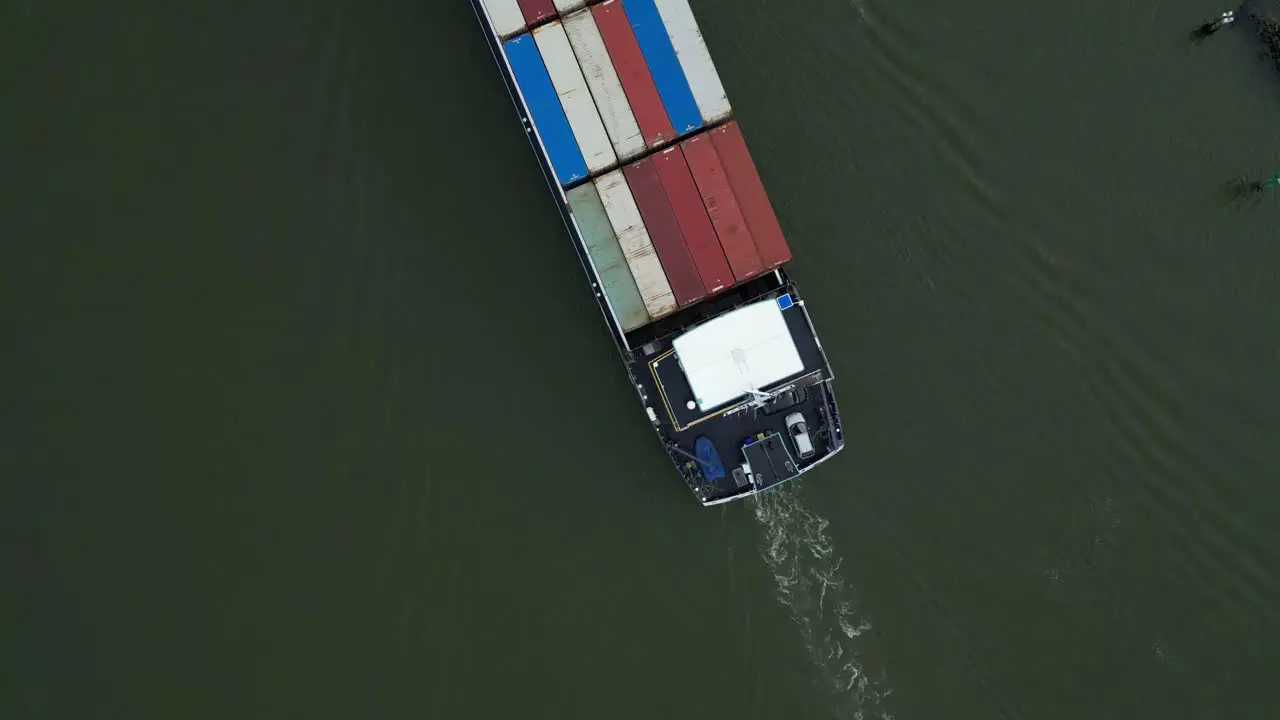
5,1,1279,718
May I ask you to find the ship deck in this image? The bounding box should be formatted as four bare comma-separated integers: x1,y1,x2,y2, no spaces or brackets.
628,286,844,505
647,297,827,431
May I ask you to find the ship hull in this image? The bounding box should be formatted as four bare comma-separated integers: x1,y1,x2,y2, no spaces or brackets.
469,1,844,505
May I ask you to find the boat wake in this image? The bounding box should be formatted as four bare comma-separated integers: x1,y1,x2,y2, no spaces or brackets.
753,484,893,719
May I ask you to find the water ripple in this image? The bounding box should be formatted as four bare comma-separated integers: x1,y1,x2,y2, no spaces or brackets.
753,484,893,719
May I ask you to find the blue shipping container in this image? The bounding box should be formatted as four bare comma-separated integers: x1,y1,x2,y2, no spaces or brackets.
504,35,589,186
619,0,704,136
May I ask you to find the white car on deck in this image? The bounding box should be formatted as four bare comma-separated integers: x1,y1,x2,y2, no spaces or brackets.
785,412,815,460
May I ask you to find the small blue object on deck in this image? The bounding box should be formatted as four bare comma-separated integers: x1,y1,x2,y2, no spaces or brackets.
776,293,794,311
695,436,726,481
504,35,588,186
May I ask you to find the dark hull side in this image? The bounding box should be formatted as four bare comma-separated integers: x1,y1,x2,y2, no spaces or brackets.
469,2,630,354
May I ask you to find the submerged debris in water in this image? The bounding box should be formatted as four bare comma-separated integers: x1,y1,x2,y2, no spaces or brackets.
1247,0,1280,69
1195,9,1236,37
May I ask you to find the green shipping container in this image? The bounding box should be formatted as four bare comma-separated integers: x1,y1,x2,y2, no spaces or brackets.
567,183,651,331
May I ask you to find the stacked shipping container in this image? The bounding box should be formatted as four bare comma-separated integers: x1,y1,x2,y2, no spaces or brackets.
533,22,617,175
481,0,792,330
681,132,762,281
562,10,646,161
652,145,731,295
709,121,792,270
593,1,674,148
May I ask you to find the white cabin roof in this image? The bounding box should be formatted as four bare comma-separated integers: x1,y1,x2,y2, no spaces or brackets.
672,299,804,412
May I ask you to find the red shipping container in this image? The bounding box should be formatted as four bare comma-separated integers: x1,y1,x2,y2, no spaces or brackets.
516,0,556,25
680,133,763,283
623,158,706,307
652,146,733,295
707,121,792,270
593,0,675,148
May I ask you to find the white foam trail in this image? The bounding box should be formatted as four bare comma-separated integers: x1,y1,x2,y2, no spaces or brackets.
754,483,893,718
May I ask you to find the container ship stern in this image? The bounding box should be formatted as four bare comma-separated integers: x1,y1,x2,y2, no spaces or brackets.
471,0,844,505
625,275,844,505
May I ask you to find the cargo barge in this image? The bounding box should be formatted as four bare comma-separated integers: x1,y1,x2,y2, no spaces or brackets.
470,0,844,505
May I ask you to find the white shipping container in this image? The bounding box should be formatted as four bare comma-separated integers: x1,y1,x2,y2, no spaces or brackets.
479,0,526,40
594,171,678,319
552,0,588,13
533,22,618,176
653,0,732,124
563,10,648,162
